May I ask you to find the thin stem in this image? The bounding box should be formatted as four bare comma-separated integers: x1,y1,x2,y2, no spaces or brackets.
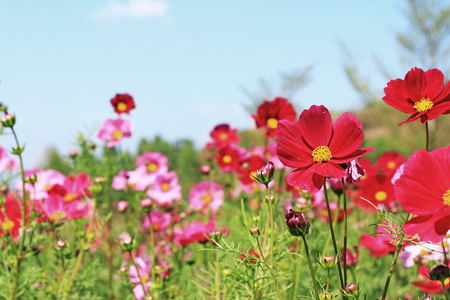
381,237,404,300
129,251,147,297
342,178,348,287
326,269,330,292
256,237,283,300
301,235,320,299
425,121,430,151
323,179,345,291
9,127,28,300
267,189,275,266
442,241,449,266
441,279,450,300
215,250,220,300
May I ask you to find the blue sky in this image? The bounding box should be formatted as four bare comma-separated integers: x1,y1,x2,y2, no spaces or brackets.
0,1,408,169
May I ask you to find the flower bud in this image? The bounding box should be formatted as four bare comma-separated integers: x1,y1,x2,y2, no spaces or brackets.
56,240,66,249
222,269,232,277
69,149,78,158
249,226,261,238
320,254,336,269
11,146,24,155
119,266,129,275
1,113,15,128
429,264,450,282
141,198,153,213
320,292,333,300
200,165,211,175
116,201,128,212
252,162,275,187
24,174,38,185
422,297,434,300
0,104,7,112
343,283,360,298
285,209,310,237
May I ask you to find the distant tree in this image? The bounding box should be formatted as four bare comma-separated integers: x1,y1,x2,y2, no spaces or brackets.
176,140,201,198
343,0,450,153
44,147,72,175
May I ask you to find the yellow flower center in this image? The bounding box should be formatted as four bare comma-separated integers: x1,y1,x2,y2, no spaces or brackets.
202,194,212,203
267,117,279,129
141,273,149,283
375,191,387,201
161,182,170,192
50,211,67,221
387,161,396,169
45,184,52,191
113,130,124,140
152,223,160,231
222,155,232,164
148,163,158,173
1,220,14,232
311,146,332,163
64,193,77,202
117,102,127,112
413,98,434,113
443,189,450,206
219,133,228,141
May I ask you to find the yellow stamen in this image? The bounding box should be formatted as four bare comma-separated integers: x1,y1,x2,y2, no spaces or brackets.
148,163,158,173
375,191,387,201
413,98,434,113
202,194,212,203
1,220,14,232
64,193,77,202
219,133,228,141
161,182,170,192
267,117,279,129
443,189,450,206
222,155,232,164
113,130,124,140
311,146,332,163
50,211,67,221
117,102,127,112
387,161,396,169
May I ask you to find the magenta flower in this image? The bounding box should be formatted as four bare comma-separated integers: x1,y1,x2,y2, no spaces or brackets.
173,220,217,246
188,181,224,212
20,169,65,201
359,222,397,257
97,118,132,148
43,189,90,223
112,170,129,191
142,210,171,232
146,172,181,207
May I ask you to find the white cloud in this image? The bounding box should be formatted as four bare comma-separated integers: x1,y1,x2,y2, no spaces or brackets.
92,0,169,20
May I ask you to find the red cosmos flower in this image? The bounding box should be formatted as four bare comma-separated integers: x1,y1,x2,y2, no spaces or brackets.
276,105,374,193
252,97,296,138
207,124,240,151
237,154,265,185
395,146,450,243
353,173,396,212
383,67,450,126
0,193,25,238
173,220,228,246
412,265,450,294
110,93,136,115
376,151,405,178
359,222,397,257
214,146,242,173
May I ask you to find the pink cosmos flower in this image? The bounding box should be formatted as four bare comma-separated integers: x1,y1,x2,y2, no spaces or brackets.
395,146,450,243
188,181,224,212
128,255,152,300
42,188,90,223
0,146,19,173
174,220,222,246
21,169,65,201
142,210,171,232
276,105,374,193
146,172,181,207
112,170,129,191
97,118,132,148
136,152,169,175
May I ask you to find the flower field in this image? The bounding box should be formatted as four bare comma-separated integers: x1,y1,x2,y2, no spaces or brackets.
1,67,450,299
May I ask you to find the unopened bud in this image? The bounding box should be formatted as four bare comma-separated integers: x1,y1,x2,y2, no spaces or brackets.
252,162,275,187
320,254,336,269
119,266,129,274
285,209,310,237
200,165,210,175
343,283,359,297
429,264,450,282
222,269,231,277
141,198,153,213
320,292,333,300
56,240,66,249
1,113,15,128
422,297,434,300
249,226,261,238
69,149,78,158
11,145,24,155
116,201,128,212
24,174,38,185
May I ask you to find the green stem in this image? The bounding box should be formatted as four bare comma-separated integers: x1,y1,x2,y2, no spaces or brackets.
443,241,449,266
301,235,320,299
215,250,220,300
9,127,28,300
267,189,275,266
323,179,345,292
342,178,348,287
256,237,283,300
425,121,430,151
441,279,450,300
381,236,404,300
129,251,148,297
